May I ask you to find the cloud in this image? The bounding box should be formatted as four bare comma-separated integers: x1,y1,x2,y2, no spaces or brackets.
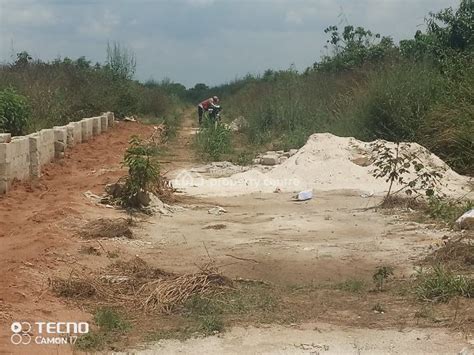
184,0,216,6
0,0,56,26
285,10,303,25
77,9,120,37
0,0,461,87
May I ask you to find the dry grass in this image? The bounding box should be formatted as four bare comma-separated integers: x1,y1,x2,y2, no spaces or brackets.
51,258,232,314
79,218,134,239
425,235,474,270
380,195,427,210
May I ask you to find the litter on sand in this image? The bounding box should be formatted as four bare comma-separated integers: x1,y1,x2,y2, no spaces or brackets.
295,190,313,201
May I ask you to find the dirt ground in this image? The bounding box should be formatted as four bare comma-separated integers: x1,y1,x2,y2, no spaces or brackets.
0,112,472,354
0,121,155,354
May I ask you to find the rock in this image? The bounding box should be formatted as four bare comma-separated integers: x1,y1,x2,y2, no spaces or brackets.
208,206,227,215
0,133,11,143
261,154,279,166
456,209,474,230
279,156,288,164
228,116,248,132
105,182,125,198
135,191,151,207
252,158,261,165
288,149,298,156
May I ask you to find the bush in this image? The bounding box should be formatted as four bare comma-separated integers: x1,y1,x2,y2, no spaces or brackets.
351,62,445,142
415,265,473,302
195,123,232,161
0,88,30,136
121,136,160,207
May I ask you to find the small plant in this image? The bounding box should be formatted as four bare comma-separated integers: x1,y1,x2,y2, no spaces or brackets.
195,123,232,161
372,303,385,313
0,88,30,136
121,136,160,207
372,266,394,291
75,308,130,351
415,265,473,303
371,142,444,201
94,308,130,332
427,197,473,225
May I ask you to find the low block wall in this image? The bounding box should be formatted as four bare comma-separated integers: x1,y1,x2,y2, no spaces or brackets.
0,112,115,194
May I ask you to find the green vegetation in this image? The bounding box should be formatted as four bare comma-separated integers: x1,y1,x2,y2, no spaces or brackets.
76,308,130,351
211,0,473,174
0,44,180,135
335,279,367,293
0,88,30,135
415,265,473,302
373,266,394,291
426,197,473,225
195,121,232,161
121,136,161,207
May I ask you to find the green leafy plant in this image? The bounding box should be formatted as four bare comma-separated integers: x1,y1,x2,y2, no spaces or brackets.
371,142,444,201
121,136,160,207
372,266,394,291
0,88,30,136
195,122,232,161
427,197,473,225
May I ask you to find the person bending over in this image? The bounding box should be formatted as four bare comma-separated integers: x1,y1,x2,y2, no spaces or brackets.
197,96,219,125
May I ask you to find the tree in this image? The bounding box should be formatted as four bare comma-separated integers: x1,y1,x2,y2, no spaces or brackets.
105,41,136,80
14,51,32,68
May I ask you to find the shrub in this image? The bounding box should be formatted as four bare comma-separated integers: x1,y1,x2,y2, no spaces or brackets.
195,123,232,161
415,266,473,302
121,136,160,207
0,88,30,136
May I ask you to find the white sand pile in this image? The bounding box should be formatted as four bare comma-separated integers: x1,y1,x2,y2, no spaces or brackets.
173,133,472,197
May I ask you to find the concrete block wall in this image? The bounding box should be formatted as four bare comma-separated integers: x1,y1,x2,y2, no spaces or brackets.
0,112,114,194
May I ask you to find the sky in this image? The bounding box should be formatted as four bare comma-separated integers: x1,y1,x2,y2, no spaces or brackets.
0,0,460,87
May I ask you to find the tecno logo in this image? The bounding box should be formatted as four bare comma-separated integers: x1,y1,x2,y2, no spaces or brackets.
10,322,32,345
10,321,89,345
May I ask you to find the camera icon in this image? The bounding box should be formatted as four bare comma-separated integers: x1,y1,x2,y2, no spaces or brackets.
10,322,32,345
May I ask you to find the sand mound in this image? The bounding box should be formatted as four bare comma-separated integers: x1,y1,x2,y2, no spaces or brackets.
173,133,472,197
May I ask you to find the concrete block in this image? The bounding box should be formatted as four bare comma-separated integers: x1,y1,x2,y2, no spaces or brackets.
0,143,11,163
68,122,82,145
106,112,115,127
261,154,279,166
30,151,41,178
0,162,10,176
39,129,55,143
54,141,66,158
81,120,89,142
100,114,108,132
66,126,75,147
92,117,101,136
53,126,67,143
0,178,9,194
0,133,11,143
28,135,39,152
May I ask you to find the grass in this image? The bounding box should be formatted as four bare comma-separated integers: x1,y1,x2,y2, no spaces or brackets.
195,121,232,161
335,279,368,293
426,197,473,226
415,265,474,303
76,308,131,351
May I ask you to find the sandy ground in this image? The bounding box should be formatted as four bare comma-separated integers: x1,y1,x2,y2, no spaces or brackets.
138,191,453,283
128,323,472,354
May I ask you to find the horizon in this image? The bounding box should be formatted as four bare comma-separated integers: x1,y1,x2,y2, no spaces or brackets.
0,0,460,88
